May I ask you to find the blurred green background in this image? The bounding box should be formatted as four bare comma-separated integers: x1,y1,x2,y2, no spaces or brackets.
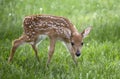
0,0,120,79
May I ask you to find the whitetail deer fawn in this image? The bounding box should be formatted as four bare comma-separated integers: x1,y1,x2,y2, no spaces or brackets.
8,14,91,66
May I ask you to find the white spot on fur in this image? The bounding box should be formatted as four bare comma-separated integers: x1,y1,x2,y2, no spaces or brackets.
32,32,35,34
27,36,29,38
29,25,32,28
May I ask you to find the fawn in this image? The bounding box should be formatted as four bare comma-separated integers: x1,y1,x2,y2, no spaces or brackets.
8,14,91,66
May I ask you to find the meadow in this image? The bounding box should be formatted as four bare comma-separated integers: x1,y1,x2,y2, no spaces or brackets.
0,0,120,79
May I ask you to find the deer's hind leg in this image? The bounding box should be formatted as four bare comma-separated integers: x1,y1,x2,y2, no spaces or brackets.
8,35,27,63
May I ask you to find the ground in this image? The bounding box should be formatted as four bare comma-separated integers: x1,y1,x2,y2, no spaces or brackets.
0,0,120,79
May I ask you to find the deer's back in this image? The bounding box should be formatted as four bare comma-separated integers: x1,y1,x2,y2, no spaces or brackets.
23,15,73,41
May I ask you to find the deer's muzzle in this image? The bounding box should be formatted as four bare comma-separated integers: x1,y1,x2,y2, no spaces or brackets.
76,50,81,57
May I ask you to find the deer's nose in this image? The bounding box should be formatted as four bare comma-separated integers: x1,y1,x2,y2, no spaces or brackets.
76,50,81,57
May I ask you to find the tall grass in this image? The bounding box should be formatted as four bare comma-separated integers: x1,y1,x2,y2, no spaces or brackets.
0,0,120,79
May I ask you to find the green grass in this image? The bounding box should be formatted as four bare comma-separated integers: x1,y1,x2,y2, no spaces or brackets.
0,0,120,79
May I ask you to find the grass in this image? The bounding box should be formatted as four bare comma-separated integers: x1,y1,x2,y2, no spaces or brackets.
0,0,120,79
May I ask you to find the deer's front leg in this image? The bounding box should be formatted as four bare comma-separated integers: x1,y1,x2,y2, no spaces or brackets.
65,43,77,65
46,37,56,67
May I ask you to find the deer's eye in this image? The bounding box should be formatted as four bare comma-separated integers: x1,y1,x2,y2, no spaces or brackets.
71,42,74,46
81,42,84,46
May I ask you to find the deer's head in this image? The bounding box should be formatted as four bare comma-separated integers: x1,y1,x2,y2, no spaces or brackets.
71,27,92,57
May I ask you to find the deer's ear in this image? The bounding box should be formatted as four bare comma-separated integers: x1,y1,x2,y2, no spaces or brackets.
81,27,92,38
